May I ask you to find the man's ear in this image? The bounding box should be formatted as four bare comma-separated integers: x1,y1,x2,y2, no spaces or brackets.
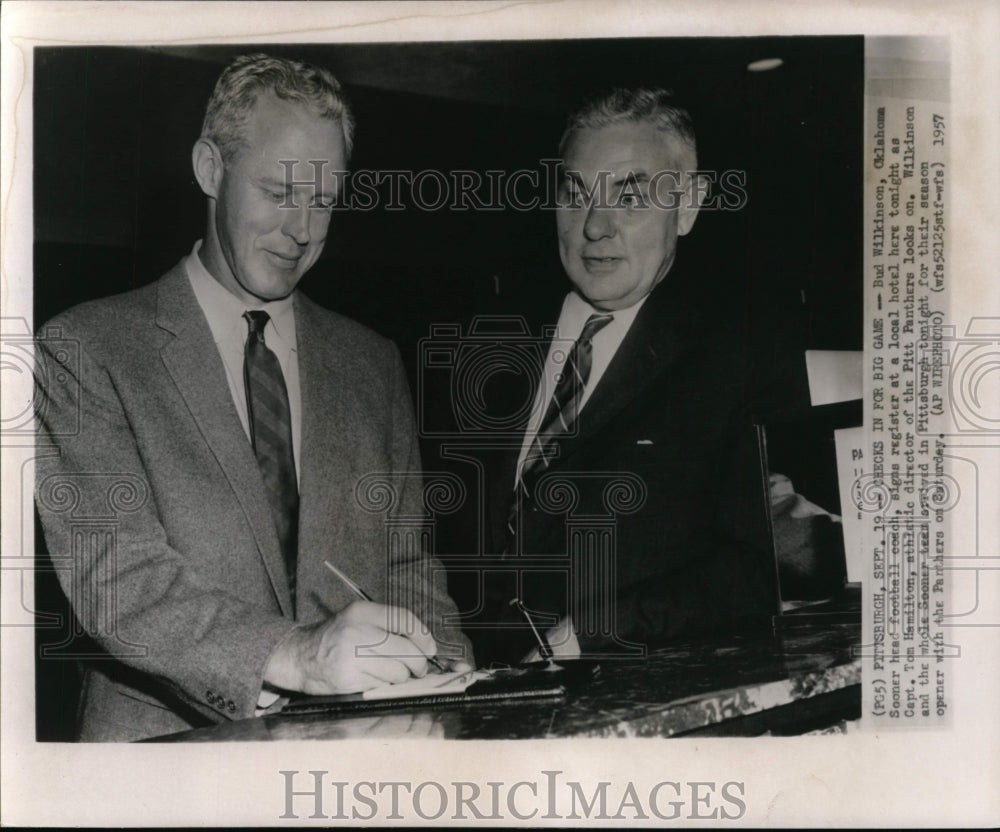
677,173,708,237
192,138,224,198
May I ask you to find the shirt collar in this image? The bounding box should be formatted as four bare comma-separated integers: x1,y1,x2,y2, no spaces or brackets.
185,240,297,350
558,289,649,340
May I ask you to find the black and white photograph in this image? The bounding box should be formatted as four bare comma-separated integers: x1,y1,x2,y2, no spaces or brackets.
1,1,997,827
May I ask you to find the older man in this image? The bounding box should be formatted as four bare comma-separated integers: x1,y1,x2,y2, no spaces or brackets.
451,88,778,664
35,53,470,741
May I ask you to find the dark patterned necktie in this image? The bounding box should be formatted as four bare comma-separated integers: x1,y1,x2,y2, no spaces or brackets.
506,312,614,546
243,310,299,608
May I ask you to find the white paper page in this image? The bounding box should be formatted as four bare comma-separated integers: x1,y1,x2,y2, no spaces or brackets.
362,669,491,700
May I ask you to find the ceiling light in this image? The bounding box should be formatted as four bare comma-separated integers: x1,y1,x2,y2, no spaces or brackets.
747,58,784,72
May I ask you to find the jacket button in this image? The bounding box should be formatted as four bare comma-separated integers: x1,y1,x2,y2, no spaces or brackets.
216,697,227,710
228,701,236,713
206,691,215,704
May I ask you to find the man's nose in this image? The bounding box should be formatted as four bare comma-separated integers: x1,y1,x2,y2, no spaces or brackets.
583,205,616,241
282,202,311,245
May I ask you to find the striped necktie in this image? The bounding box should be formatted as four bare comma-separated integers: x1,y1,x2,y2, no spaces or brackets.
243,310,299,608
506,312,613,547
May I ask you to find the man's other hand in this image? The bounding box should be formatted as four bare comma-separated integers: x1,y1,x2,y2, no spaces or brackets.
263,601,441,694
520,615,581,664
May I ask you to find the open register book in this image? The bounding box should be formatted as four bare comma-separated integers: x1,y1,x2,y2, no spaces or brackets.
277,663,598,716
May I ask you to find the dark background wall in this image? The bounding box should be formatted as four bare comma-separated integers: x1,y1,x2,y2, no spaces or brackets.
34,38,862,347
33,38,863,739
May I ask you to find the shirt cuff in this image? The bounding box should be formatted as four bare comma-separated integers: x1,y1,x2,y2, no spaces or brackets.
254,686,287,717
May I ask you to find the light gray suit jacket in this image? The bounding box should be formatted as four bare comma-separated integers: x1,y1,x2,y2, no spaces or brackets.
35,262,471,741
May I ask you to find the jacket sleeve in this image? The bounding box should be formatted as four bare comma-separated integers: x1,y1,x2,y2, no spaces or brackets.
34,315,298,724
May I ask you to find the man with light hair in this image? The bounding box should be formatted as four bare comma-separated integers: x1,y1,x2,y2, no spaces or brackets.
463,87,776,664
36,53,470,741
558,86,698,166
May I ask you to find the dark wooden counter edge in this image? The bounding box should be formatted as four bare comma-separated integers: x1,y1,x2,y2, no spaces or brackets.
676,685,861,736
143,657,862,742
563,660,862,738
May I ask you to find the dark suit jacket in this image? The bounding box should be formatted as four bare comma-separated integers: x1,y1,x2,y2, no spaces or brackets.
35,261,470,741
433,266,779,664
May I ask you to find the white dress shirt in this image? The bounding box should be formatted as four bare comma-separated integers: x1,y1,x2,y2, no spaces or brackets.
515,290,649,483
185,241,302,485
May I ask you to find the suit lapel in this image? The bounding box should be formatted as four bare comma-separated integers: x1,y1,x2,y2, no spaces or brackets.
547,278,692,470
483,285,687,546
154,264,293,616
293,295,350,556
485,439,528,554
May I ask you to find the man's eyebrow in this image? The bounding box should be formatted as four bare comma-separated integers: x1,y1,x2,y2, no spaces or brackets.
613,172,651,187
560,170,653,187
252,174,335,205
254,175,291,190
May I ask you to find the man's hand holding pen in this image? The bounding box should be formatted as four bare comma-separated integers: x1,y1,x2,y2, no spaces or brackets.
512,602,582,665
264,560,471,695
263,601,469,695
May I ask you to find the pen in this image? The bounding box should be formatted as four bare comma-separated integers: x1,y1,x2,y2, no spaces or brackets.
509,597,554,661
323,560,448,673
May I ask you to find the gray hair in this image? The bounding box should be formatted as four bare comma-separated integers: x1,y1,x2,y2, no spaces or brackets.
559,87,697,170
201,53,355,162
